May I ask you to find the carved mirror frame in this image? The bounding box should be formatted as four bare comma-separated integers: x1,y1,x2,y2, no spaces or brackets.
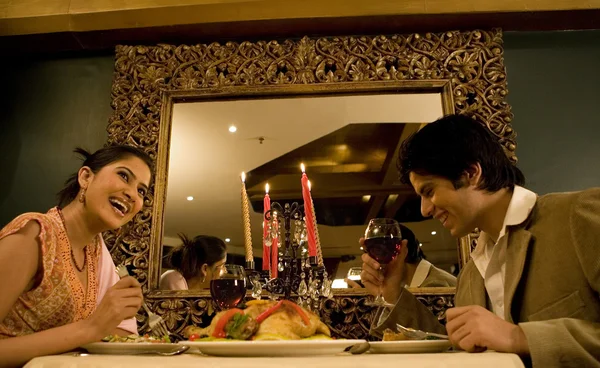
105,29,516,337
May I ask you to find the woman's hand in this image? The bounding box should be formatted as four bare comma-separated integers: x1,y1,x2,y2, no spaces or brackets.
86,276,143,339
360,237,408,304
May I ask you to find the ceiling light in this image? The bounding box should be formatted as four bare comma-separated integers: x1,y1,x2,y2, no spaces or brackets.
186,196,194,201
360,246,364,251
362,195,371,202
225,238,231,243
431,231,437,235
419,243,423,247
228,125,237,133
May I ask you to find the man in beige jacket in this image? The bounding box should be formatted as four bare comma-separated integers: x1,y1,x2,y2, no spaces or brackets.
361,115,600,367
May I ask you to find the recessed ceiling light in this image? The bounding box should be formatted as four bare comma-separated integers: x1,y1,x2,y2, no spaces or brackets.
419,243,423,247
228,125,237,133
225,238,231,243
431,231,437,235
186,196,194,201
360,246,364,251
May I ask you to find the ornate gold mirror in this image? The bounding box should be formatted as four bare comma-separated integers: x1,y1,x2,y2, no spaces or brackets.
106,29,516,337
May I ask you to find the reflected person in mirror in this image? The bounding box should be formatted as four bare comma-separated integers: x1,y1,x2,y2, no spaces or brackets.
361,114,600,368
0,146,152,367
348,224,456,288
160,234,227,290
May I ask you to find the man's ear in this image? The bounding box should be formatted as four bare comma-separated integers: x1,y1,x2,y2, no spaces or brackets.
464,163,483,187
77,166,94,190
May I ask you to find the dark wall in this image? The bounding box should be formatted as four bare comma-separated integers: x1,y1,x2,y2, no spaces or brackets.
504,30,600,194
1,30,599,226
0,54,115,226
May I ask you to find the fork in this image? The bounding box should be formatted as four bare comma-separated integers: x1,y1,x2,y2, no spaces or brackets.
115,264,170,338
396,324,449,340
142,303,170,338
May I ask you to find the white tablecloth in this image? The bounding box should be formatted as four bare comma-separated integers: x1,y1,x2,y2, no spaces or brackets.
25,351,525,368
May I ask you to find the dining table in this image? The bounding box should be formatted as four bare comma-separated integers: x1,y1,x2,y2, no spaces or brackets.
25,351,525,368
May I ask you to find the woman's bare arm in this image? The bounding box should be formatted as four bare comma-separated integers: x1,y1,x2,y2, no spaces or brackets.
0,222,100,367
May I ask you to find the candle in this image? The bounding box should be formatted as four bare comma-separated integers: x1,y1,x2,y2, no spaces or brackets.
240,173,253,265
262,183,271,271
308,180,324,266
271,212,279,278
300,164,318,258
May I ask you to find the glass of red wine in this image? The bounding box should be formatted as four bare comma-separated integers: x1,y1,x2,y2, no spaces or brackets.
210,264,247,310
363,218,402,308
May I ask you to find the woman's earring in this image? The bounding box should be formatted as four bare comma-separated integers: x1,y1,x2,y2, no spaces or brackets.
201,275,206,283
79,188,87,203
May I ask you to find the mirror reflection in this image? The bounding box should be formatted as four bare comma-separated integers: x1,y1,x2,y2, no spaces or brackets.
160,93,459,290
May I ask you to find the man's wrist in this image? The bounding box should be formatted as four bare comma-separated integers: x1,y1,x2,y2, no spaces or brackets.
511,325,530,355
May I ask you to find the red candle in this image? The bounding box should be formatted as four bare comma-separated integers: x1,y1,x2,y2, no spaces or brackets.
300,164,317,258
262,183,271,271
271,212,279,278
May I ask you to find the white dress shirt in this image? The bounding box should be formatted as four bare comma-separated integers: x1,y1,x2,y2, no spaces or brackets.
470,185,537,319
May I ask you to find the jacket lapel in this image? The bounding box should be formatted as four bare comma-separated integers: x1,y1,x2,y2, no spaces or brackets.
504,228,532,322
468,270,487,307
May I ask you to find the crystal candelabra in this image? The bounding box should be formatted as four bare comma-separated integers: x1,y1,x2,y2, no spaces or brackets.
248,201,332,310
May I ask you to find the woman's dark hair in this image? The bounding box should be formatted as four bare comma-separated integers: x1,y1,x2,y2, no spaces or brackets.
166,234,227,279
57,145,154,208
400,224,422,265
398,114,524,192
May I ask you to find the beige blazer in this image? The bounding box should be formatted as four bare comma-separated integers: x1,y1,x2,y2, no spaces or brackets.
375,188,600,368
420,264,457,287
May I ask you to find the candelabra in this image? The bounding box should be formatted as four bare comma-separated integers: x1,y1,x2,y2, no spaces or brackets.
248,201,332,310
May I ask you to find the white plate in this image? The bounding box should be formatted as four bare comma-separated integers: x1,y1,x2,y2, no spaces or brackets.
369,340,451,354
81,342,183,355
180,339,366,357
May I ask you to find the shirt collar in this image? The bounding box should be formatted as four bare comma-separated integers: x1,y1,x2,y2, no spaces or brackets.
409,259,432,287
472,185,537,254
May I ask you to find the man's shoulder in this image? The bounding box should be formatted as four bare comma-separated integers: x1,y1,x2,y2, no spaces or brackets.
423,264,457,287
533,187,600,215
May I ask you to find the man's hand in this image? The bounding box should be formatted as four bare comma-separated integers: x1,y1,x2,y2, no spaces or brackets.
446,305,529,355
345,278,363,288
360,238,408,303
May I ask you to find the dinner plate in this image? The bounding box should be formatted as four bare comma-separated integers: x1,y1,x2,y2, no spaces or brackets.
368,340,451,354
81,342,183,355
180,339,367,357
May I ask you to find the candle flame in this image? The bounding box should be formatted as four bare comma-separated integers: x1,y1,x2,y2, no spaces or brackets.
265,183,270,194
241,172,246,183
300,163,305,173
308,180,312,191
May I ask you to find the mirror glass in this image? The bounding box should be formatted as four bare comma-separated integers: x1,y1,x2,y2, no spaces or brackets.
159,92,459,291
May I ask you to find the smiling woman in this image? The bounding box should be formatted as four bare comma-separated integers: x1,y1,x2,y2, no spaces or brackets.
0,145,153,367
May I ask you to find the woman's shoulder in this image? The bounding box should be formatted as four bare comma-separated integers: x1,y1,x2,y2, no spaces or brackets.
0,208,58,240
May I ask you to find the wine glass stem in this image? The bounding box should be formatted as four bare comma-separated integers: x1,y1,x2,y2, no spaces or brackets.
377,265,386,303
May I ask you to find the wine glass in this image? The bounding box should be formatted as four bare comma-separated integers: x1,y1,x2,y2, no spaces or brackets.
363,218,402,308
210,264,246,310
346,267,364,288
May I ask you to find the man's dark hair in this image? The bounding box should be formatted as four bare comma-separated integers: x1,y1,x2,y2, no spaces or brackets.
400,224,423,265
398,114,524,191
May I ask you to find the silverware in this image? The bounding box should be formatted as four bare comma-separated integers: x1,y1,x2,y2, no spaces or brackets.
396,324,448,340
343,341,370,354
74,345,190,356
115,264,170,338
115,264,130,279
142,303,171,338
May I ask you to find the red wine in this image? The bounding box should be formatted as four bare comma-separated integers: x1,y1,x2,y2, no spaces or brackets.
364,236,401,264
210,279,246,310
